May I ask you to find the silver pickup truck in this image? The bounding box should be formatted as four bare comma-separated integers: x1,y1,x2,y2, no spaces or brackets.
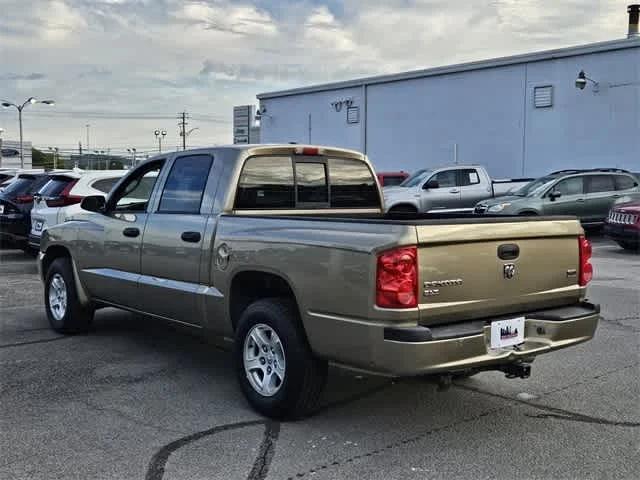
384,165,533,214
38,145,599,419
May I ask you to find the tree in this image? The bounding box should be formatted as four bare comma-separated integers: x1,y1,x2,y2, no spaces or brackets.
32,148,54,169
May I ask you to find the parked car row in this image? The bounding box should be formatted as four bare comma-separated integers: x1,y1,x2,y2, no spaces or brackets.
474,168,639,225
0,168,127,251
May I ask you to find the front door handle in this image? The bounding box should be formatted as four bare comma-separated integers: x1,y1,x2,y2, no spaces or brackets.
612,194,622,198
122,227,140,238
449,189,460,194
576,198,585,203
181,231,201,243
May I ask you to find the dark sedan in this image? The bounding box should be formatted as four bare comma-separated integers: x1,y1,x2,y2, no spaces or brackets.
0,173,50,250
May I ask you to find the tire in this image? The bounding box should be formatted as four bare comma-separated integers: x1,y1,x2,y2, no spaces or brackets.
234,298,328,420
618,241,639,251
44,257,94,334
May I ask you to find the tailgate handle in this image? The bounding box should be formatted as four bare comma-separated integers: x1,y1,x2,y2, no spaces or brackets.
498,244,520,260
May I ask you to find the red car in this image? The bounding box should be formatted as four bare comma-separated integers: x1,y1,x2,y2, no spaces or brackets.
604,201,640,251
377,171,408,187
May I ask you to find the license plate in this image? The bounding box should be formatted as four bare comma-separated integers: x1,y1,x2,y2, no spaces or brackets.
34,220,44,232
490,317,525,349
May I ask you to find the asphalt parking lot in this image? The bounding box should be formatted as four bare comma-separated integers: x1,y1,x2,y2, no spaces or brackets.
1,235,638,480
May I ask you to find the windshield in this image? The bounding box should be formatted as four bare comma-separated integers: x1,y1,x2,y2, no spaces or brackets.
399,169,433,187
511,176,558,197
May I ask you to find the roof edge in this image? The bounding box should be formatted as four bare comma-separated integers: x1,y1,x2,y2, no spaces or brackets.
257,37,640,100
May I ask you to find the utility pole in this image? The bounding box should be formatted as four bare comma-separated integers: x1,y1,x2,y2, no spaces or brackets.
85,124,90,150
178,111,190,150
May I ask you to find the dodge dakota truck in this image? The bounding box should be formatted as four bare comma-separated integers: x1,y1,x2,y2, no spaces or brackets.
38,145,599,419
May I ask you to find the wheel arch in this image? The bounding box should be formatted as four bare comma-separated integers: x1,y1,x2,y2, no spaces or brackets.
229,269,303,333
41,245,92,307
387,202,419,213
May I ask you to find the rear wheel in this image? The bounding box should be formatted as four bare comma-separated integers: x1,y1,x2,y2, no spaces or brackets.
234,298,327,419
45,257,94,334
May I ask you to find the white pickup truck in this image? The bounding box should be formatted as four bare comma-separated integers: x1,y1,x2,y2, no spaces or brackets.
384,165,533,214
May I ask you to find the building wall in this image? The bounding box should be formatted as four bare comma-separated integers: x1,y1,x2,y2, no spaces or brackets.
260,45,639,178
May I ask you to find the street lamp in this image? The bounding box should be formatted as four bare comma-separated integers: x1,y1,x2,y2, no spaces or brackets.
1,97,55,168
154,129,167,153
127,147,137,167
48,147,59,169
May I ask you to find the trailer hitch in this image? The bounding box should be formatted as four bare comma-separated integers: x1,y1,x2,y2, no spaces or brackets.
500,363,531,379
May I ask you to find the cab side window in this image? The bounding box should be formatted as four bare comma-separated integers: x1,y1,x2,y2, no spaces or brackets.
110,160,164,212
158,155,214,214
586,175,615,194
429,170,457,188
552,176,584,196
458,169,480,186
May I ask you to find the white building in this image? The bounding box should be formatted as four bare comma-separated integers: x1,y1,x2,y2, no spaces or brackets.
256,37,639,178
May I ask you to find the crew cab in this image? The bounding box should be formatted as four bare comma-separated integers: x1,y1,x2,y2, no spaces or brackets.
384,165,532,214
38,145,599,419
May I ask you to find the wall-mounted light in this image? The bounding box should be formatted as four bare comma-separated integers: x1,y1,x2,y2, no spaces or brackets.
255,105,271,121
575,70,599,92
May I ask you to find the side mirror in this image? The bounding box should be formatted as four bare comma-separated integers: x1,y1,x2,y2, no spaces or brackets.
80,195,106,213
548,191,562,201
424,180,440,189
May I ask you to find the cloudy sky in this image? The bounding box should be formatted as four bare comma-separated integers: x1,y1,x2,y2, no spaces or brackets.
0,0,632,155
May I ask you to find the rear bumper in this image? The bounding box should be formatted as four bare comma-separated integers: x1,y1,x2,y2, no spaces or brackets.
308,303,599,376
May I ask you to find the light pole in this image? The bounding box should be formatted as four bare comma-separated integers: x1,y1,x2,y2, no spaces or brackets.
85,124,90,150
127,148,137,167
180,127,199,150
1,97,55,168
154,129,167,153
48,147,59,169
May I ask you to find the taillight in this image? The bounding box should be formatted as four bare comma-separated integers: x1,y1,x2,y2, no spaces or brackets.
578,235,593,286
376,246,418,308
45,180,81,207
15,195,34,204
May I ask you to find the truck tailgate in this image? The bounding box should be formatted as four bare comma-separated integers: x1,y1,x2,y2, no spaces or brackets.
416,219,584,325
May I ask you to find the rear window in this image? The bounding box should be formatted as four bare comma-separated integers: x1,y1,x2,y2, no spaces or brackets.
38,177,75,197
235,156,379,210
235,156,295,209
615,175,637,191
380,175,406,187
329,158,379,208
2,176,36,195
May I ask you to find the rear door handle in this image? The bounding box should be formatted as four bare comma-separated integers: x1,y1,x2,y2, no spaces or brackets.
612,194,622,198
122,227,140,238
181,231,201,243
449,189,460,194
576,198,585,203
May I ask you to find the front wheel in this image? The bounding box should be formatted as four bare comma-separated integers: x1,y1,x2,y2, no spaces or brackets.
234,298,327,419
45,257,94,334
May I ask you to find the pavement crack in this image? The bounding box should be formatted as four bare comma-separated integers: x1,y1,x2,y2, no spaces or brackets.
81,400,186,435
0,336,70,349
144,420,265,480
599,315,639,331
524,411,640,427
315,381,393,415
286,404,505,480
247,421,281,480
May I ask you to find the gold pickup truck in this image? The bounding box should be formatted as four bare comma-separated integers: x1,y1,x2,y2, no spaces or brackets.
38,145,599,419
